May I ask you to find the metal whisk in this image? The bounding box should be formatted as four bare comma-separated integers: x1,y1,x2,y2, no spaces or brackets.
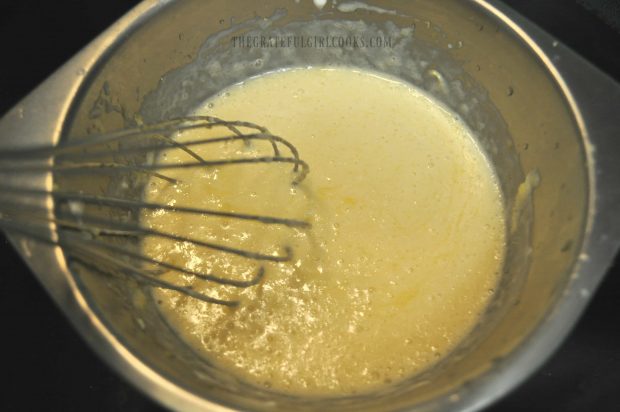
0,116,310,307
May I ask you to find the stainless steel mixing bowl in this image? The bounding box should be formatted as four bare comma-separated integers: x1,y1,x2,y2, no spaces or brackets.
1,1,619,411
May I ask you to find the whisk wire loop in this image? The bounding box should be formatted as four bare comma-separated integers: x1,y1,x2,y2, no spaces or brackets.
0,117,310,306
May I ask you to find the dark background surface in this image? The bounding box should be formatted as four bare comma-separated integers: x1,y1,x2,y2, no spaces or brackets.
1,1,619,411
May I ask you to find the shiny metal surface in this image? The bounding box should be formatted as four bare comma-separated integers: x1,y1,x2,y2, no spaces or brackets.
0,1,618,411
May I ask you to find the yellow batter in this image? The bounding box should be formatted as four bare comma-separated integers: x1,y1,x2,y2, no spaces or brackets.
144,67,505,395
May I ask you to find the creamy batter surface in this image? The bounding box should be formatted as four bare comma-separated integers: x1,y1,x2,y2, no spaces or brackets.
144,67,505,395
